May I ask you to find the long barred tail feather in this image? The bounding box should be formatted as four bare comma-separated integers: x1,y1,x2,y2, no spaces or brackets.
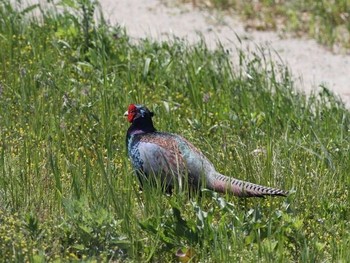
208,172,288,197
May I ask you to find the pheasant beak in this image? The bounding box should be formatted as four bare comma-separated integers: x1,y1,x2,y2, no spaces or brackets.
124,110,135,122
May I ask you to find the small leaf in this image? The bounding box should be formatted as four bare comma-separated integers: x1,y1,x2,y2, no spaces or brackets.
143,57,151,78
262,239,278,253
315,241,326,252
72,244,85,250
58,0,77,8
245,231,255,245
79,224,92,234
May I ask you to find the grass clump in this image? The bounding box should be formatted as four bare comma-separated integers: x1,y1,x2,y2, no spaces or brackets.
189,0,350,51
0,0,350,261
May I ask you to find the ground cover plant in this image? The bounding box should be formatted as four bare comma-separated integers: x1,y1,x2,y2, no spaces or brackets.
189,0,350,51
0,0,350,261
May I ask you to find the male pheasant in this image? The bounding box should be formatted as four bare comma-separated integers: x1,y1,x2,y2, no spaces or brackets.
125,104,288,197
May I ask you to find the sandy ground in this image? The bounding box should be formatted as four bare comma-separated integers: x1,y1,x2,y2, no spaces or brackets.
15,0,350,107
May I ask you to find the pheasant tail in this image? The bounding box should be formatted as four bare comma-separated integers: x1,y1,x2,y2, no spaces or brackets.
208,172,288,197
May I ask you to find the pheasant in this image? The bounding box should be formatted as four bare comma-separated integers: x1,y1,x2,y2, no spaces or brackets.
125,104,288,197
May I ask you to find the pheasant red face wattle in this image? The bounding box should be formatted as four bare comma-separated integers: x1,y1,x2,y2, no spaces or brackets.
126,104,137,123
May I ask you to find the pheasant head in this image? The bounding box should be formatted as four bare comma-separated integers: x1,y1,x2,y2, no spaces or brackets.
125,104,156,136
124,104,154,123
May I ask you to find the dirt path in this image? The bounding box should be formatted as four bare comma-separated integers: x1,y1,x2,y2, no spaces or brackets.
100,0,350,107
19,0,350,107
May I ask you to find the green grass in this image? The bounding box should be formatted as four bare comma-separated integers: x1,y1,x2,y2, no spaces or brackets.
190,0,350,51
0,0,350,261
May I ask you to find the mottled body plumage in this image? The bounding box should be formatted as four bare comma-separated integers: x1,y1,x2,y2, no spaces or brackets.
125,104,288,197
